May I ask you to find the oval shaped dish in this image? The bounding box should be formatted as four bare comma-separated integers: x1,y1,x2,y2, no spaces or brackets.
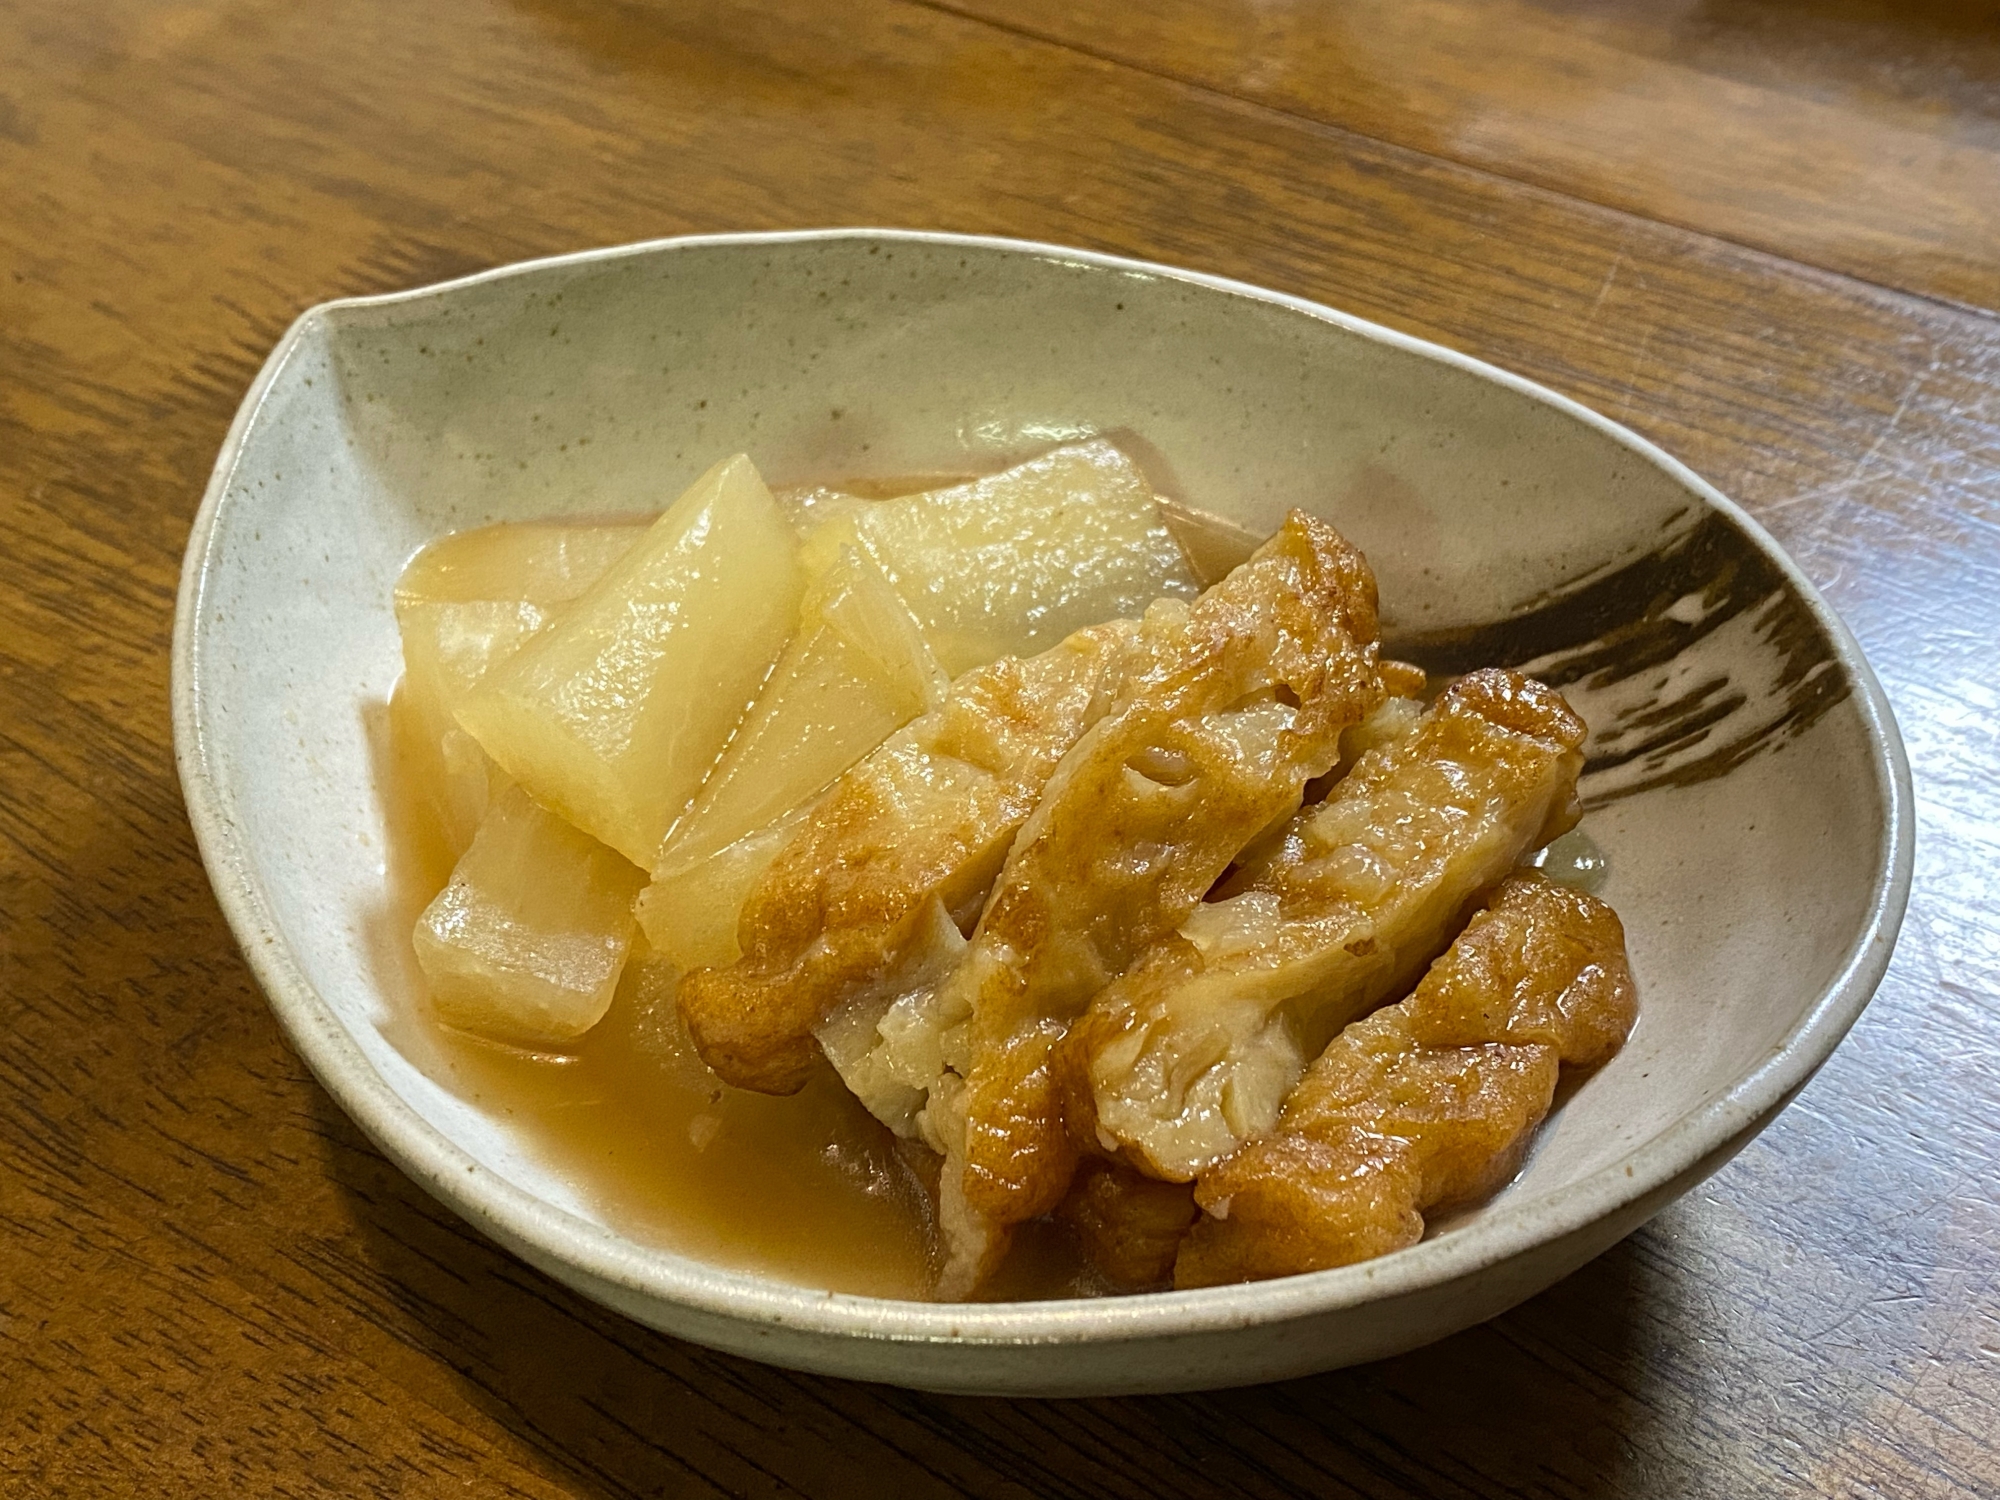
173,230,1912,1396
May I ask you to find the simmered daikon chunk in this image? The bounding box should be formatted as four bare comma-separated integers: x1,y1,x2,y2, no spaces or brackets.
394,520,646,849
456,455,805,867
661,546,947,868
636,813,804,974
636,547,946,974
801,439,1197,674
413,785,647,1046
397,519,651,608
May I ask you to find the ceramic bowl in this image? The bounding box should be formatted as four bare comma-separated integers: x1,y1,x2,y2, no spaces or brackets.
172,230,1911,1396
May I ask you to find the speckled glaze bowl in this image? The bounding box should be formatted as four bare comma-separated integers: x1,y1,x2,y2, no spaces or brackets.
172,230,1912,1396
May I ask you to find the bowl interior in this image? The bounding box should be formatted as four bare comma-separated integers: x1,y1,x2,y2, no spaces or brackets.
179,234,1895,1331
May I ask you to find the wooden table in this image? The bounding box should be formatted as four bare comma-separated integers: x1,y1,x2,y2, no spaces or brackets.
5,1,1997,1493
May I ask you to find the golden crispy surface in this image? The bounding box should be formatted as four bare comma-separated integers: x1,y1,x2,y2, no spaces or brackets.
1058,1159,1199,1292
1065,669,1589,1184
921,512,1384,1294
1175,872,1636,1288
677,618,1141,1093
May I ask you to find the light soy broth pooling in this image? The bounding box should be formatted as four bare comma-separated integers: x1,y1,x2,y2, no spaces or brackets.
374,683,950,1299
428,959,944,1298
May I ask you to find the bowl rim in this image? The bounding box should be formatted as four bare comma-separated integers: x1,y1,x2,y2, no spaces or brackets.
172,227,1915,1349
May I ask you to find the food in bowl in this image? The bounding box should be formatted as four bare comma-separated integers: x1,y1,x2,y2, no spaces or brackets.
389,438,1634,1300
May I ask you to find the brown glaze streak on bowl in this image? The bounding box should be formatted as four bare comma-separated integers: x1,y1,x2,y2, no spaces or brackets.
1392,508,1851,807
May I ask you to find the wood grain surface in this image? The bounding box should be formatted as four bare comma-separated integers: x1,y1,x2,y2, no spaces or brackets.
934,0,2000,313
2,0,1996,1495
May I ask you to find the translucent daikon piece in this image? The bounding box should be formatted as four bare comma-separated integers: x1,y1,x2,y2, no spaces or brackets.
393,520,646,850
637,547,947,975
635,813,805,974
455,455,805,867
413,785,647,1046
661,545,948,869
800,439,1198,675
396,519,651,610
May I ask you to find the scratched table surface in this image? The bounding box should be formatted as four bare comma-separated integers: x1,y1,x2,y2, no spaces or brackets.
4,1,1998,1495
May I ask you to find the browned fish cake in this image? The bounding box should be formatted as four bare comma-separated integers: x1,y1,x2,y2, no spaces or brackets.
676,618,1142,1093
1175,871,1636,1288
918,511,1384,1294
1064,669,1588,1187
1058,1159,1199,1292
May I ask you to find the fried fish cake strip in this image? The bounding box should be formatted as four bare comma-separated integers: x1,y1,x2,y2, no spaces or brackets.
1175,872,1636,1287
677,617,1142,1093
889,512,1385,1295
821,689,1427,1153
1066,669,1588,1185
1058,1159,1198,1291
